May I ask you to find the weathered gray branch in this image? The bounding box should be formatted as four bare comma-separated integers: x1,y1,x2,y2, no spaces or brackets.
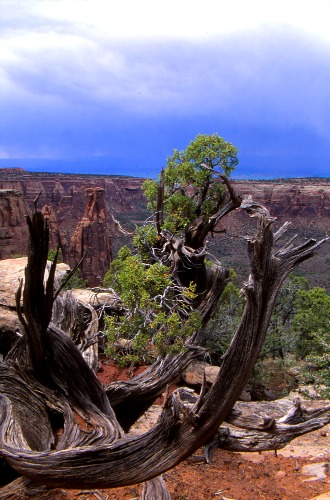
142,475,171,500
0,193,329,494
216,400,330,454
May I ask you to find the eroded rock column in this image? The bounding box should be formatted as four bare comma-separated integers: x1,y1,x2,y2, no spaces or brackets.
69,187,112,286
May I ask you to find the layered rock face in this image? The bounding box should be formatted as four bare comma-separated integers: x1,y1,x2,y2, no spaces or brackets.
0,189,30,259
0,169,146,285
215,180,330,248
212,179,330,290
232,180,330,229
0,169,328,286
0,257,70,356
0,169,146,226
69,187,112,286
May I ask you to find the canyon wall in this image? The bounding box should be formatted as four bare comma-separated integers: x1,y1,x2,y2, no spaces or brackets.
211,179,330,291
0,169,146,285
0,169,328,287
69,187,112,287
214,180,329,245
0,188,30,258
233,180,329,227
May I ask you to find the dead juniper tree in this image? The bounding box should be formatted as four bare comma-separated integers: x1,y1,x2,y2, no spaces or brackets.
0,136,329,498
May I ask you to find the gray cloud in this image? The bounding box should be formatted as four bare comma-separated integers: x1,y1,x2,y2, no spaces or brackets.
0,0,329,174
3,28,328,123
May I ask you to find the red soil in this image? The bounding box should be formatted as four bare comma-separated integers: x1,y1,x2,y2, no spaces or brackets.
65,359,330,500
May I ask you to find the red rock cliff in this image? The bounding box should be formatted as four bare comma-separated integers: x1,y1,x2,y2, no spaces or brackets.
69,187,112,286
0,170,146,285
232,180,330,228
0,170,328,286
0,189,30,258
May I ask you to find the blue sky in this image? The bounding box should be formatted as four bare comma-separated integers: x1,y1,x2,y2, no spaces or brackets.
0,0,329,178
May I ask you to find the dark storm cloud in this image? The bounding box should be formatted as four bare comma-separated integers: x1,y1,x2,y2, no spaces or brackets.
0,0,329,177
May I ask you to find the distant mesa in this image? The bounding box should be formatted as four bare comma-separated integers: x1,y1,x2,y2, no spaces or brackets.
0,167,27,174
0,168,328,288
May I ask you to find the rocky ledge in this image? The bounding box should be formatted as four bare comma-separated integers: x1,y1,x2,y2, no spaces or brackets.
0,169,328,286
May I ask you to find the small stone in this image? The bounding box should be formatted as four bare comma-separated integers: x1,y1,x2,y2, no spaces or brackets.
310,492,330,499
241,453,266,464
302,463,328,480
276,470,287,478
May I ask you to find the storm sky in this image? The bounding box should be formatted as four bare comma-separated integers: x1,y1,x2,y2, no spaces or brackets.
1,0,329,178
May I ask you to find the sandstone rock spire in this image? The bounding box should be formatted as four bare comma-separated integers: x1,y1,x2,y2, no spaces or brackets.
69,187,112,286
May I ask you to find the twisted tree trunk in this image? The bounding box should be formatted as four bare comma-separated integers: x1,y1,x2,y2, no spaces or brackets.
0,196,328,496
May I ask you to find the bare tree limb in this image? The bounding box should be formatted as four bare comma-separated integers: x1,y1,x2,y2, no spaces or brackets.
0,189,329,493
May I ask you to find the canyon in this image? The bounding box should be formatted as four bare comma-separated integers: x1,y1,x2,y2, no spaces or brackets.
0,168,147,286
0,168,329,288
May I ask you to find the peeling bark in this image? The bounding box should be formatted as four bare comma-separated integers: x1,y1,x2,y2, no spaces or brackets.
0,190,329,495
0,477,67,499
204,398,330,460
52,290,100,372
142,476,171,500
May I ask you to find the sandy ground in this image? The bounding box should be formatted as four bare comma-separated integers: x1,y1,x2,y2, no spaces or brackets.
64,360,330,500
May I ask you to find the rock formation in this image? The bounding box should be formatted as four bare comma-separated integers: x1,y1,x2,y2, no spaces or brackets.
0,169,147,285
0,169,328,287
0,257,70,357
210,179,330,290
0,255,122,370
70,187,112,286
0,189,30,259
41,204,70,262
232,180,330,227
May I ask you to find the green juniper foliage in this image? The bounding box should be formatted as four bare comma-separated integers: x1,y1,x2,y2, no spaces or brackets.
292,287,330,396
103,247,201,365
103,133,329,394
204,270,243,363
205,274,330,397
62,269,87,290
47,248,63,263
103,133,238,365
143,134,238,234
261,276,309,360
